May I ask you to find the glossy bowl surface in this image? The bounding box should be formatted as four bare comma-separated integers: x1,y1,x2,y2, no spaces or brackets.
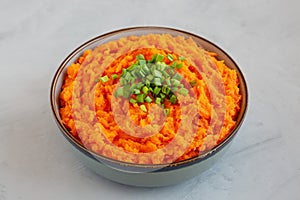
50,26,248,187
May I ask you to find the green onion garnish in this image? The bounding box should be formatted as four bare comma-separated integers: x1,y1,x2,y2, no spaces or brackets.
156,54,164,62
99,75,109,83
137,54,145,60
170,95,177,104
189,80,197,87
179,88,189,96
114,53,191,112
145,96,152,103
136,94,145,103
140,104,147,112
163,108,170,116
167,54,173,61
155,97,162,104
179,56,185,61
111,74,118,80
130,98,137,104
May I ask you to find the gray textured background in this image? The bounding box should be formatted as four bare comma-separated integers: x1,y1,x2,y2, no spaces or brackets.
0,0,299,199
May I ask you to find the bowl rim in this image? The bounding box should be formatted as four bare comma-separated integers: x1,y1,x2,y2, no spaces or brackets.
50,26,248,172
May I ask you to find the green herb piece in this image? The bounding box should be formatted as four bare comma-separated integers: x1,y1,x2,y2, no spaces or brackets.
111,74,118,80
163,108,170,116
179,88,189,96
171,79,181,87
162,86,170,94
171,61,177,69
170,95,177,104
153,87,161,96
153,78,162,86
179,56,185,61
189,80,197,87
130,98,137,104
142,86,149,94
167,54,173,61
176,63,183,69
155,97,162,104
122,68,127,76
149,54,157,63
139,59,146,65
99,75,109,83
136,94,145,103
140,104,147,112
145,79,151,87
160,93,166,100
133,88,141,94
156,54,164,62
153,69,162,78
136,82,144,90
137,54,145,61
145,96,152,103
146,74,154,81
165,78,171,86
172,73,182,81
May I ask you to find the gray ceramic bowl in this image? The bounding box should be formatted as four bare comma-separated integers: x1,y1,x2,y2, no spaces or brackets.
50,27,248,187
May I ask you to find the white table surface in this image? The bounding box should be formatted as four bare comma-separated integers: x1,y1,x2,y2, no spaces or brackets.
1,0,299,199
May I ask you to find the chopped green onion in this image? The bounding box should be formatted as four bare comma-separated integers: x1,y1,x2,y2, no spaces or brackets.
189,80,197,87
171,87,178,92
127,64,136,71
171,79,181,86
111,74,118,80
136,94,145,103
136,82,144,89
179,56,185,61
155,97,161,104
160,93,166,100
145,96,152,103
172,62,177,69
170,95,177,104
122,68,127,76
165,78,171,86
142,86,149,94
172,73,182,81
99,75,109,83
140,104,147,112
146,74,154,80
139,59,146,65
179,88,189,96
156,54,164,62
167,54,173,61
153,78,162,86
138,70,146,77
133,88,141,94
163,108,170,116
137,54,145,60
145,79,151,87
130,98,137,104
142,65,150,74
149,54,157,63
162,86,170,94
153,70,162,78
153,87,161,96
124,72,132,81
176,63,183,69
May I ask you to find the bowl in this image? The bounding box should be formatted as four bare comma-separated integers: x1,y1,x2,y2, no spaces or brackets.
50,26,248,187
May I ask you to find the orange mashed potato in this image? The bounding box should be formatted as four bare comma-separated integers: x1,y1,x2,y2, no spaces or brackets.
59,34,241,164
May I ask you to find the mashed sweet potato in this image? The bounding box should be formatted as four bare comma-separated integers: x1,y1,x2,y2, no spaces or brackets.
59,34,241,164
